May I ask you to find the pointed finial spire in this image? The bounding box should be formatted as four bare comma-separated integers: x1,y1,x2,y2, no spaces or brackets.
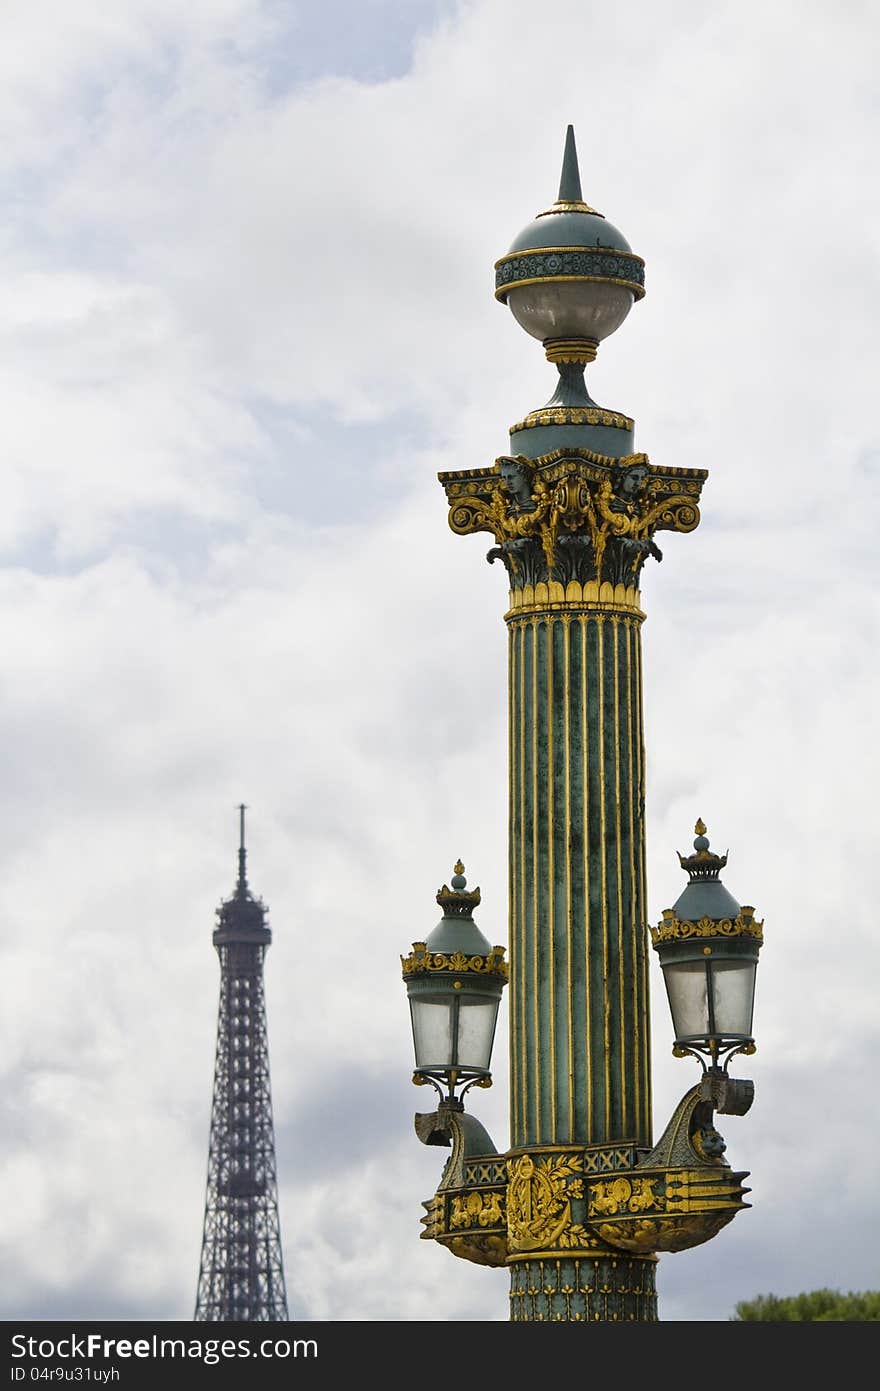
535,124,601,217
237,802,248,893
558,124,583,202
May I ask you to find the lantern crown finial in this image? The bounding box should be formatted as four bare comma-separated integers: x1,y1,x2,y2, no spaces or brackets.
437,862,481,916
401,860,505,978
678,820,728,879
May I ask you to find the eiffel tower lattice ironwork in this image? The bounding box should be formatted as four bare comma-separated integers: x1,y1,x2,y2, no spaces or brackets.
195,805,288,1321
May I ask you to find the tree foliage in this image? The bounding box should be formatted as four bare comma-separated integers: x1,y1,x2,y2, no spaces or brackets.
732,1288,880,1321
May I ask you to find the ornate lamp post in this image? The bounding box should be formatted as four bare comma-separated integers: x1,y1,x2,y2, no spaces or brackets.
402,128,764,1322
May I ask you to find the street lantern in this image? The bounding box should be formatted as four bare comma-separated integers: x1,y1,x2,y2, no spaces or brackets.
651,820,763,1073
401,862,508,1103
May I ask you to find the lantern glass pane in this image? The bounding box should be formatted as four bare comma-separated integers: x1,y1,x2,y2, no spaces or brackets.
711,960,757,1038
456,995,501,1072
663,960,709,1040
409,998,454,1071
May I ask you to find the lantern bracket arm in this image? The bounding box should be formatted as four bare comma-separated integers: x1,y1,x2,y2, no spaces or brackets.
414,1110,453,1148
637,1075,752,1173
416,1106,508,1268
572,1079,755,1255
704,1071,755,1117
414,1104,499,1183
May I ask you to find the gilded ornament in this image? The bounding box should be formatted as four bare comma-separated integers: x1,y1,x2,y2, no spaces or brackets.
542,336,599,365
507,1153,586,1253
506,578,645,621
449,1189,506,1231
589,1161,750,1254
595,1213,738,1254
444,450,703,592
445,1233,507,1267
509,407,632,433
419,1194,444,1241
535,198,601,216
589,1176,662,1217
401,944,509,979
494,246,646,301
691,1125,728,1165
650,910,764,946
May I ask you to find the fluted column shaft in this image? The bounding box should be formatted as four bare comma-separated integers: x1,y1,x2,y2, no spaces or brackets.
507,602,651,1150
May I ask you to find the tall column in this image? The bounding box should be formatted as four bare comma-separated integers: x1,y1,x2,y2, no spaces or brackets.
507,599,650,1151
442,448,702,1324
437,127,705,1321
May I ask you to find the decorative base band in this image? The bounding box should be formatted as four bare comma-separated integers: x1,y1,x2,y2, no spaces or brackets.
509,1255,658,1323
544,336,598,365
509,404,633,434
506,580,645,621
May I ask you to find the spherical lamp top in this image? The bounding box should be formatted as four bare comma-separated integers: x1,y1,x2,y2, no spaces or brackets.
495,126,645,365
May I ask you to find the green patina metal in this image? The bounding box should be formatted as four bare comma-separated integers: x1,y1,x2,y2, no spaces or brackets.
507,360,636,460
508,419,635,463
509,1255,657,1323
496,249,646,300
495,125,644,300
507,610,649,1149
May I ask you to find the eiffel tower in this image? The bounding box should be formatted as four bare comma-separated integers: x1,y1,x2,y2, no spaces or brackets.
195,806,288,1320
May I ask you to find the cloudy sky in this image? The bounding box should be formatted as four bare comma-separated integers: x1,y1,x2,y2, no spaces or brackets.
1,0,877,1325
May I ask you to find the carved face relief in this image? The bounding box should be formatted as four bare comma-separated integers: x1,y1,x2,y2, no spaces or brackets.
692,1126,728,1164
619,463,649,497
497,455,534,507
